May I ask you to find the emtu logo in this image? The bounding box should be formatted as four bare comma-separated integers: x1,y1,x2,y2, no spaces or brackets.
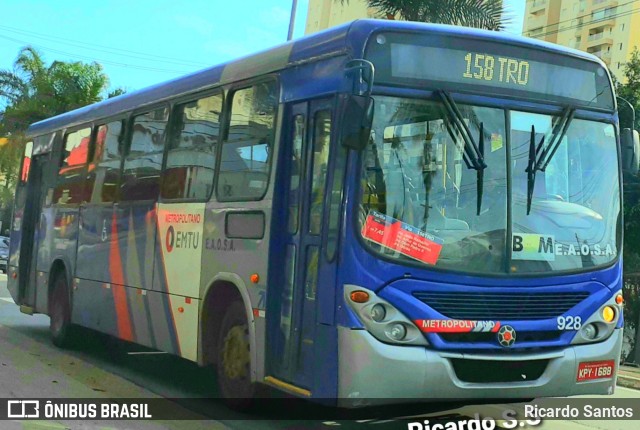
166,226,175,253
165,226,200,253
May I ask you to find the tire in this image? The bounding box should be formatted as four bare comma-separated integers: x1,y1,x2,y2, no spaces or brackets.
217,301,256,409
49,271,75,348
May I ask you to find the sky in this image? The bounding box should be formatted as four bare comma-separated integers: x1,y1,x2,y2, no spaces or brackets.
0,0,525,101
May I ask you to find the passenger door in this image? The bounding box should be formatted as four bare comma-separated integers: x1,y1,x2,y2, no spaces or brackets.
268,99,335,391
18,153,50,307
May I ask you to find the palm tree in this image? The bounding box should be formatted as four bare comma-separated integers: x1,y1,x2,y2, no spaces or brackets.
0,46,113,215
339,0,507,31
0,46,109,132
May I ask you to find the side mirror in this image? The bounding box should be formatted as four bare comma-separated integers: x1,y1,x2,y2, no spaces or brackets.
339,94,374,151
621,128,640,175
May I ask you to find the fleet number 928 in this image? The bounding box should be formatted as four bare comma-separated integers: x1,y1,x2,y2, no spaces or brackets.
557,315,581,330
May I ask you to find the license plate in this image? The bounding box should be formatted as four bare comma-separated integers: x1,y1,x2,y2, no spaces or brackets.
577,360,615,382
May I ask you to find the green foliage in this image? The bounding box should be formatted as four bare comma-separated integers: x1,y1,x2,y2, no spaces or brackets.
339,0,507,30
625,283,640,329
1,47,109,132
108,87,127,98
0,134,24,202
617,46,640,362
615,47,640,130
617,48,640,261
0,46,122,214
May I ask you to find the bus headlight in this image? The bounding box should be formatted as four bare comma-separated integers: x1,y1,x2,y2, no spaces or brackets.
386,323,407,341
571,293,621,345
344,284,427,346
581,323,597,340
370,304,386,322
602,306,615,323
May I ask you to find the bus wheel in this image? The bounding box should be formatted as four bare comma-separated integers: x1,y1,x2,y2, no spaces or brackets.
49,272,74,348
217,301,255,409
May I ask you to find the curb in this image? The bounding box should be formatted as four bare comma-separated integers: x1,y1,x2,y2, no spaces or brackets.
617,373,640,390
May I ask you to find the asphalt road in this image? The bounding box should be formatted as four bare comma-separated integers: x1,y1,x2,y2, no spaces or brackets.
0,274,639,430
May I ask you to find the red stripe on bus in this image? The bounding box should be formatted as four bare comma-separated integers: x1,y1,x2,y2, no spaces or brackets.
112,284,133,341
109,214,124,286
109,213,133,341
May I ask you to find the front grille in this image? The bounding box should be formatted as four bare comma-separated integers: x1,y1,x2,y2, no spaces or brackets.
451,358,549,383
440,331,562,344
413,291,589,320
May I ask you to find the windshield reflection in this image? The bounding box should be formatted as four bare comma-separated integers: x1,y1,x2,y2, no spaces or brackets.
510,112,619,273
360,96,507,273
359,96,620,275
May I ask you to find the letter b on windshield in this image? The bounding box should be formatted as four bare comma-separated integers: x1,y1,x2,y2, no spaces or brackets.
513,235,523,252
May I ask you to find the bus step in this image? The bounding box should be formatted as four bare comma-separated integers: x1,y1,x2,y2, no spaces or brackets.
19,305,34,315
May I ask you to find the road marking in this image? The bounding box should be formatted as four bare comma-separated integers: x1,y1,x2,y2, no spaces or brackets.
0,297,14,303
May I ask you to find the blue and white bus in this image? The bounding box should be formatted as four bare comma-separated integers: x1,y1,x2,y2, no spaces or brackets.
7,19,634,406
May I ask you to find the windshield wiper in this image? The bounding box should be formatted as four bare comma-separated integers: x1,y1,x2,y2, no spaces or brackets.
438,91,487,215
525,107,575,215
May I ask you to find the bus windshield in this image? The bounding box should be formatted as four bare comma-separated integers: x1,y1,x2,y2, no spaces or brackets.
359,95,620,275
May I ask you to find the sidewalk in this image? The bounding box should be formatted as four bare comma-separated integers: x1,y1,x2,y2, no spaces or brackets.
617,364,640,390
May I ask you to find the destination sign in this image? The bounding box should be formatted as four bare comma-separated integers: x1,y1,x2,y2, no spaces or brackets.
462,52,529,86
365,32,614,110
391,44,600,104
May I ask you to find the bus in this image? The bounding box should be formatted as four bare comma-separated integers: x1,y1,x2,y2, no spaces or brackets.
7,19,637,406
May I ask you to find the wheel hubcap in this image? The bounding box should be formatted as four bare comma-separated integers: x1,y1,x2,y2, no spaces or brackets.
222,325,250,380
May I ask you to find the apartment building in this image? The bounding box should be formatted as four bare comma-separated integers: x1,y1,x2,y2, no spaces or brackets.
523,0,640,81
305,0,378,35
305,1,639,81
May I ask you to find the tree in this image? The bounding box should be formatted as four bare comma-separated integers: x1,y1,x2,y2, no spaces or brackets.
339,0,507,30
615,46,640,363
0,46,110,132
0,133,24,203
0,46,119,220
615,47,640,130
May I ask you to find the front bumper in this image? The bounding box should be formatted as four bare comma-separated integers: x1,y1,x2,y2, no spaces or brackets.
337,326,622,406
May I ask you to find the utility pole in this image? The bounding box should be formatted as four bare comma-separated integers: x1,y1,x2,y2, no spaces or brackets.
287,0,298,41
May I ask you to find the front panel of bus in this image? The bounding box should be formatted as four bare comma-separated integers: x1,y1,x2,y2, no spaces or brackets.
336,30,623,402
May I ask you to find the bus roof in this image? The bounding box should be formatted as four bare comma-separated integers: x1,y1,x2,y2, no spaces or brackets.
27,19,607,138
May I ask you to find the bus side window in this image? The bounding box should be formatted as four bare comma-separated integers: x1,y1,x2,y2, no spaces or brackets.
309,110,332,235
121,108,168,201
55,127,91,205
89,120,124,203
162,93,222,200
20,141,33,183
217,81,277,201
326,144,346,261
288,114,305,234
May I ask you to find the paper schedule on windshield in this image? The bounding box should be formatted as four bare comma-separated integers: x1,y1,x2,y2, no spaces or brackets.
362,211,444,265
